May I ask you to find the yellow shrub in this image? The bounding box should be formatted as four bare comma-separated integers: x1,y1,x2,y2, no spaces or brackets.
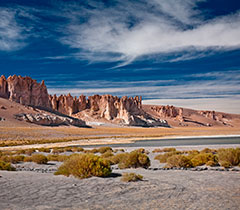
118,150,150,169
54,154,111,179
167,155,193,168
217,148,240,166
121,173,143,182
0,161,16,171
154,151,182,163
191,153,218,167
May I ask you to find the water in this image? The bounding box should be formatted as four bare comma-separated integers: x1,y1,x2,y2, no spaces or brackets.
82,136,240,148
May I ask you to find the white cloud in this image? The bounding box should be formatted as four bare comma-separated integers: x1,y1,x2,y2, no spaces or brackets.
47,70,240,101
60,0,240,65
0,8,26,51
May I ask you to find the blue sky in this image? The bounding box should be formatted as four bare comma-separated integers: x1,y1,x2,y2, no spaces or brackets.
0,0,240,113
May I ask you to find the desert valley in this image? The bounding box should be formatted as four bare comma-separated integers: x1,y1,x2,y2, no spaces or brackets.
0,75,240,210
1,0,240,209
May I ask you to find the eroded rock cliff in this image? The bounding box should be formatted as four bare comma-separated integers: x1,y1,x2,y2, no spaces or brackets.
49,93,166,126
0,75,167,127
0,75,50,108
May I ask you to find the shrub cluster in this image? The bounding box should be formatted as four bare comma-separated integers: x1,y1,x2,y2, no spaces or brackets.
0,161,16,171
152,148,177,153
154,151,182,163
118,150,150,169
191,153,218,167
55,153,111,179
218,148,240,167
167,155,193,168
121,173,143,182
24,154,48,164
0,155,24,164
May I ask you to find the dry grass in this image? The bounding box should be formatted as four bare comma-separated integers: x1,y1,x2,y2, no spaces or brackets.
121,173,143,182
1,126,239,148
54,154,112,179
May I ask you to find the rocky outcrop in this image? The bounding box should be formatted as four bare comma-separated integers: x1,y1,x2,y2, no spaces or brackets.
0,74,168,127
198,110,227,122
49,94,167,127
151,105,184,119
15,113,87,127
0,75,50,108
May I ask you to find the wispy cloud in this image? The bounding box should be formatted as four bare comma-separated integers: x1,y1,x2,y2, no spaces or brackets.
0,8,27,51
59,0,240,66
47,70,240,100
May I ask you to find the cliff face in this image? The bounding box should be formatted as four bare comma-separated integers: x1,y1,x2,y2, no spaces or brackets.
0,74,167,127
48,94,161,126
0,75,50,108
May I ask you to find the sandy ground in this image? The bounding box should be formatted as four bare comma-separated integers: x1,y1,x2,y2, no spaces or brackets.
0,144,240,210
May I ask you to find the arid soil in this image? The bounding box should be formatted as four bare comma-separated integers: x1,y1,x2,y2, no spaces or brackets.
0,145,240,210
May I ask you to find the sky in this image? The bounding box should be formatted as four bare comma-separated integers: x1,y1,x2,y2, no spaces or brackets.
0,0,240,113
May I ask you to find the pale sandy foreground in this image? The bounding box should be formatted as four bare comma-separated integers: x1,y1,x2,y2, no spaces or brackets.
0,169,240,210
0,145,240,210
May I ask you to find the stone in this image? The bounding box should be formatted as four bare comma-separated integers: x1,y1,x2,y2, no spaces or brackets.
0,75,50,108
15,113,87,127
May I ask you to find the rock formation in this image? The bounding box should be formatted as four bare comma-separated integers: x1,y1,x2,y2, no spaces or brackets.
48,93,165,126
0,74,168,127
15,113,87,127
0,75,50,108
150,105,183,119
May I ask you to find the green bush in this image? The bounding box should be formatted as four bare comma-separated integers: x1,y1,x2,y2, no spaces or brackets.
98,147,113,154
25,149,35,156
121,173,143,182
167,155,193,168
191,153,218,167
38,148,51,153
200,148,216,154
0,155,24,164
118,150,150,169
163,148,176,152
113,148,125,153
106,153,128,165
54,154,112,179
28,154,48,164
52,148,64,154
101,150,114,158
217,148,240,166
71,147,84,152
0,161,16,171
134,148,150,154
206,160,218,167
154,151,182,163
152,148,163,153
220,161,231,168
84,148,98,153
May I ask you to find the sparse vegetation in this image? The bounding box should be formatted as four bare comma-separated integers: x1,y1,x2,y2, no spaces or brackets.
118,150,150,169
218,148,240,167
101,150,114,158
191,153,218,167
0,155,25,163
154,151,182,163
25,154,48,164
121,173,143,182
167,155,193,168
54,154,111,179
0,161,16,171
